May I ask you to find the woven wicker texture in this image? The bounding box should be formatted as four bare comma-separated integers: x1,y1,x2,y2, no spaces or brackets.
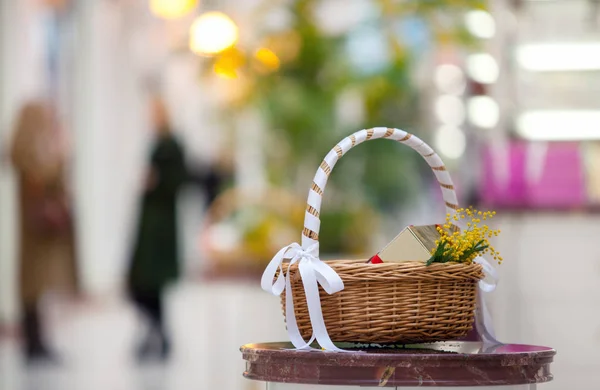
281,260,484,343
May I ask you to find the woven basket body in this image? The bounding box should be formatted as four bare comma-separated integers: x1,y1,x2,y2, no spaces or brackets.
282,260,484,343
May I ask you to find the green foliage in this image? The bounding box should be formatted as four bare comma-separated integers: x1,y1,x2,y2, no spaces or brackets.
200,0,488,252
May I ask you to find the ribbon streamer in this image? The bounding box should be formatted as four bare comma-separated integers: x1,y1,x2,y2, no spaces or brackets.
473,256,502,347
261,243,347,352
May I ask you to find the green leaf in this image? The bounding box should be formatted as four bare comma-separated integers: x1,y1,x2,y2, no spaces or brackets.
426,256,435,266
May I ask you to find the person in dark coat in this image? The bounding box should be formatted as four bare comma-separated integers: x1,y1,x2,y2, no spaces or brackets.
127,96,187,361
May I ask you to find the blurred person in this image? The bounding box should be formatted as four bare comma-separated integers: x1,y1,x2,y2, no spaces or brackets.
9,101,79,363
188,160,232,208
127,96,187,361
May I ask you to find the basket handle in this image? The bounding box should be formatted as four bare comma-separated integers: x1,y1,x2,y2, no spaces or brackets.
301,127,459,253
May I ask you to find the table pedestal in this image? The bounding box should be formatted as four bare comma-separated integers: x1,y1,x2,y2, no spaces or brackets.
241,341,555,388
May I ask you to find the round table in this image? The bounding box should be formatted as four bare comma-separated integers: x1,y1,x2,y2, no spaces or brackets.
241,341,555,389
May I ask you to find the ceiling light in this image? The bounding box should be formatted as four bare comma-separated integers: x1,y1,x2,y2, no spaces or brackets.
517,43,600,72
465,10,495,39
190,12,238,56
467,96,500,128
467,53,499,84
435,126,467,159
517,110,600,140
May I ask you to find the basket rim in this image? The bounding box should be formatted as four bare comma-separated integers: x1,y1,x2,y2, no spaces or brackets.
283,260,484,281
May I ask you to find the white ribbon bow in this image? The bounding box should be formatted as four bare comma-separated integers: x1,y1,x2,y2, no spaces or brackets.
261,243,347,352
473,256,501,346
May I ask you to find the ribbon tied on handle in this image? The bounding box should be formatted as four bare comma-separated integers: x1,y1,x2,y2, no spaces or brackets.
261,242,348,352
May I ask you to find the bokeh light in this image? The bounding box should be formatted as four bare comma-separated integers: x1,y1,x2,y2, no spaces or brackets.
464,10,496,39
190,12,239,56
254,48,280,72
467,96,500,128
466,53,499,84
150,0,197,19
434,64,466,95
435,126,466,159
435,95,466,126
213,48,245,79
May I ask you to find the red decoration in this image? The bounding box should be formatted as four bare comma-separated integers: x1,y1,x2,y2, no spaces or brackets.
369,254,383,264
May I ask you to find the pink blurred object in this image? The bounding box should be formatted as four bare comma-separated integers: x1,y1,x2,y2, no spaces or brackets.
481,142,587,208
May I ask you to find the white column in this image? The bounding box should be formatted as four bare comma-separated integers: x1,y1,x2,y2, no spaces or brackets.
70,0,149,295
70,0,97,295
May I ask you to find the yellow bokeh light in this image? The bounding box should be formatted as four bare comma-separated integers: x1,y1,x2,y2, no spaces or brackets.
254,48,280,71
150,0,197,19
214,63,237,79
190,12,238,56
213,48,245,79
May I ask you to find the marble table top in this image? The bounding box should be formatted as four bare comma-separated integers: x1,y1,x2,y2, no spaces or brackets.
241,341,555,387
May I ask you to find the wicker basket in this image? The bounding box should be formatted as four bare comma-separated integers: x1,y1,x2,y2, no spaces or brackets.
280,127,484,344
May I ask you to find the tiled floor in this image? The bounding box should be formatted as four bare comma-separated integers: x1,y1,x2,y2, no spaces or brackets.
0,282,284,390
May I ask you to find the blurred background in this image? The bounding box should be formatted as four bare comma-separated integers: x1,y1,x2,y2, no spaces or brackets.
0,0,599,389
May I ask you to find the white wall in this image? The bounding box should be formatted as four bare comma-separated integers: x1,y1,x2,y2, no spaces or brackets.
492,213,600,389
